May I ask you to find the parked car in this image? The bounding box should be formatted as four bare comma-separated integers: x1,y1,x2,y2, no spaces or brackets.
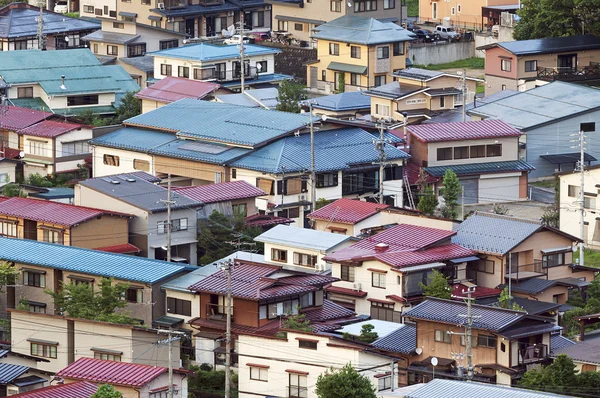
404,21,419,31
54,0,68,13
435,25,461,41
249,32,271,42
224,35,250,45
414,29,440,42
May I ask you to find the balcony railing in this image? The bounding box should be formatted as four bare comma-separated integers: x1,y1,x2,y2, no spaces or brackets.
199,67,258,82
232,66,258,80
288,386,308,398
206,303,233,322
519,344,547,365
506,259,546,281
537,64,600,82
162,0,187,8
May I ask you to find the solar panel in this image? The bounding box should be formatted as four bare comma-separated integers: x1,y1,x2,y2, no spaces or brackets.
179,141,228,154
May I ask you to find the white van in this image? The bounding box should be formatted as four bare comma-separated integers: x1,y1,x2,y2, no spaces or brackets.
54,1,68,13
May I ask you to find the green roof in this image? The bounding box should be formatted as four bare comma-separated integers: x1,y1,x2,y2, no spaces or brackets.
53,105,117,116
327,62,367,74
8,97,50,112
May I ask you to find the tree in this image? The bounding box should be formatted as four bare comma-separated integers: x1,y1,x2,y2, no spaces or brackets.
358,324,378,343
315,198,331,210
496,287,524,311
519,355,579,395
276,80,307,113
91,384,121,398
25,173,53,188
0,262,18,293
440,169,461,220
417,189,438,216
336,73,345,93
115,91,141,121
282,311,312,332
1,184,24,198
316,363,377,398
419,269,452,300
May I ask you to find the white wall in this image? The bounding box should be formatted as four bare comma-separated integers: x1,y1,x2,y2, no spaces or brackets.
426,136,520,167
91,145,154,177
560,169,598,248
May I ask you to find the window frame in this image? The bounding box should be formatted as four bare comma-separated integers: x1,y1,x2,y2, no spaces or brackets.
17,87,34,98
476,259,494,274
581,122,596,132
434,329,451,343
477,334,497,348
329,43,339,56
298,340,318,350
383,0,394,9
178,65,189,78
453,146,469,160
486,144,502,157
293,252,317,267
470,145,486,158
393,42,404,56
67,95,99,107
501,59,512,72
372,272,386,288
127,43,146,58
542,252,565,268
23,270,46,288
250,366,268,381
167,297,192,316
271,248,288,263
437,147,453,161
376,46,390,60
161,64,173,76
350,46,361,59
524,60,537,72
30,342,57,359
330,0,341,11
340,265,354,282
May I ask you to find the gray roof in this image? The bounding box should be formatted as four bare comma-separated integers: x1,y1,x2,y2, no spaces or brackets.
215,88,280,109
0,5,99,38
424,160,534,178
254,224,354,252
406,379,570,398
119,55,155,72
365,82,425,99
499,278,559,295
82,30,140,44
477,296,560,316
312,15,415,45
79,173,203,213
452,212,542,255
0,363,29,384
424,90,519,124
492,34,600,56
550,334,576,355
393,67,443,81
371,324,416,354
552,337,600,364
468,81,600,130
304,91,371,111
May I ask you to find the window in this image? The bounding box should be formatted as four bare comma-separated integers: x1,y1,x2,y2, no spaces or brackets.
293,253,317,267
125,288,143,303
67,95,99,106
294,23,303,31
329,43,339,55
383,0,394,9
354,0,376,11
375,104,390,117
17,87,33,98
23,270,45,287
250,366,268,381
151,20,160,27
434,330,451,343
256,61,267,73
161,64,172,76
103,5,108,13
92,43,98,53
107,45,118,56
157,218,188,234
470,145,486,158
585,196,596,209
279,207,300,218
277,20,288,31
457,4,461,12
378,375,392,391
30,342,57,358
350,46,361,59
568,185,580,197
406,98,426,105
501,84,507,90
321,70,327,81
476,259,494,274
581,122,596,132
486,144,502,157
43,229,63,244
29,302,46,313
439,95,446,108
133,159,150,171
525,60,537,72
372,272,386,288
317,173,338,188
451,6,455,14
340,265,354,282
543,252,565,268
28,140,46,156
374,75,386,87
477,334,497,348
377,46,389,59
113,22,124,29
127,43,146,57
393,42,404,56
437,147,453,161
330,0,341,11
167,297,192,316
432,1,437,18
95,8,102,15
454,146,469,160
83,5,94,12
289,373,307,398
94,351,121,361
300,292,314,308
178,66,189,78
103,154,120,166
350,73,359,86
272,248,287,262
501,59,512,72
252,11,265,27
232,203,248,217
0,221,16,237
110,10,117,17
298,340,317,349
160,40,178,50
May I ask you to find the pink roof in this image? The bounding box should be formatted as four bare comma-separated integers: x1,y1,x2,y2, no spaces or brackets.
57,358,168,387
308,198,389,224
14,381,98,398
18,120,84,138
378,243,475,268
452,283,501,299
0,106,51,131
407,119,521,143
245,214,293,227
135,76,221,103
94,243,141,254
173,180,266,204
0,197,132,227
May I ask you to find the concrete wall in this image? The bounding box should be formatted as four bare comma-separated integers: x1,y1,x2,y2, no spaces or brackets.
408,41,475,66
91,144,155,177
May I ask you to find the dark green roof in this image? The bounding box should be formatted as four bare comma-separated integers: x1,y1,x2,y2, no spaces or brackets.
424,160,535,177
327,62,367,74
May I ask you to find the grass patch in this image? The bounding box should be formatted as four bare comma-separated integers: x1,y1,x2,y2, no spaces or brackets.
574,249,600,268
414,57,485,70
65,12,80,18
406,0,418,17
530,180,556,189
476,83,485,94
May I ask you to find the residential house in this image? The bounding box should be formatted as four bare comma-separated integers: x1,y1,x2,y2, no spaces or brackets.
0,237,192,326
419,0,520,31
366,68,480,123
12,381,98,398
75,172,202,263
307,15,414,93
9,310,182,374
468,81,600,179
0,363,47,396
478,35,600,95
300,91,372,120
214,87,279,109
0,3,99,51
406,119,533,204
0,49,139,116
20,187,75,204
136,76,222,113
0,107,51,156
452,212,595,304
148,43,286,91
323,224,476,318
57,358,188,398
404,298,562,386
552,337,600,373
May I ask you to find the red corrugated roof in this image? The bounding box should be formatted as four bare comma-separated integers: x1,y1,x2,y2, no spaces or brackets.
57,358,168,387
452,283,502,299
94,243,141,254
135,76,221,103
17,120,84,138
173,181,266,204
0,197,132,227
308,198,389,224
14,381,98,397
325,285,368,297
407,119,521,143
0,106,51,131
245,214,293,227
302,299,355,321
378,243,475,267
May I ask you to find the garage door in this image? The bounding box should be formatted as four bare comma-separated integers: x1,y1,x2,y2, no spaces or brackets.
459,178,479,204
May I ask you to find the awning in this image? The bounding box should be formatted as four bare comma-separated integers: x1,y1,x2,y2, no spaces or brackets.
148,15,162,21
91,347,123,355
119,11,137,17
399,262,445,273
327,62,368,75
274,15,326,25
154,315,184,327
540,152,597,164
450,256,480,263
541,247,571,254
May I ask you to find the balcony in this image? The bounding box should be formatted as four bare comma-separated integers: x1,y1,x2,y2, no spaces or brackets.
505,260,547,281
537,64,600,82
206,303,233,322
232,66,258,80
519,344,547,365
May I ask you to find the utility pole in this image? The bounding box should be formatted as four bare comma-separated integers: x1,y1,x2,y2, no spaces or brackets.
222,259,234,398
572,130,586,266
460,185,464,220
36,0,46,50
237,16,246,94
450,287,480,381
160,174,175,262
508,252,512,298
373,122,388,204
461,69,467,122
309,101,316,213
157,329,185,398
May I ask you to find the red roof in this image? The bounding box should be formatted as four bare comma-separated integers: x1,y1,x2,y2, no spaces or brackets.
57,358,168,387
0,106,51,131
135,76,220,103
245,214,293,227
308,198,389,224
407,119,521,143
325,285,368,297
378,243,475,268
94,243,141,254
17,120,84,138
302,299,356,321
173,180,266,204
13,381,98,398
452,283,502,299
0,197,132,227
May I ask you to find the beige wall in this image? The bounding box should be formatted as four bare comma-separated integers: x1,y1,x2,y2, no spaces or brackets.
70,215,130,249
91,145,155,178
141,99,167,114
425,136,520,167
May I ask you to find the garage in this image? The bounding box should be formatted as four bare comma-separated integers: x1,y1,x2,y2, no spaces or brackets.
458,178,479,204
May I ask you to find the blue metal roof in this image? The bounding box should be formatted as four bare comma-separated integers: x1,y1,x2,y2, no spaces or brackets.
28,187,74,200
312,15,415,45
495,34,600,56
371,324,416,354
148,43,280,62
304,91,371,111
424,160,535,177
230,126,409,173
219,73,292,88
215,87,279,109
0,5,99,38
0,238,191,284
406,379,570,398
89,127,177,152
0,363,29,384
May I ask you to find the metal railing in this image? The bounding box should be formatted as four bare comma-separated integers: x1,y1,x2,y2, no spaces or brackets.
506,259,546,281
537,65,600,82
519,344,547,365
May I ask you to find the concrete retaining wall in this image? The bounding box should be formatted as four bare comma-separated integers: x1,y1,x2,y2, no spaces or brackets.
408,41,475,66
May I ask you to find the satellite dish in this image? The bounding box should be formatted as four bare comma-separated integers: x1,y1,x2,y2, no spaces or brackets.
415,347,423,355
18,151,25,158
573,245,579,252
321,115,328,121
431,357,438,367
256,63,262,71
183,39,187,44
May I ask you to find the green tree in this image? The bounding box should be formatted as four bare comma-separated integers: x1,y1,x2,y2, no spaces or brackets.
0,262,18,293
1,184,24,197
316,363,377,398
358,324,378,343
336,73,345,93
115,91,141,121
91,384,122,398
187,365,238,398
419,269,452,300
519,355,579,395
440,169,461,220
496,287,524,311
276,80,307,113
417,189,438,216
315,198,331,210
25,173,53,188
282,311,312,332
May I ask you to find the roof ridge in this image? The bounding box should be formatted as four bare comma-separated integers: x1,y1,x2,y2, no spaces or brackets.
473,211,541,225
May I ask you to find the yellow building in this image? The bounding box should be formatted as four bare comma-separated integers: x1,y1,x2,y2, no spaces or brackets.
307,15,414,93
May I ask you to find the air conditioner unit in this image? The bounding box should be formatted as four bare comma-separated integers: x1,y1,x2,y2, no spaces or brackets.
227,11,234,16
298,194,305,201
158,2,165,8
353,283,361,291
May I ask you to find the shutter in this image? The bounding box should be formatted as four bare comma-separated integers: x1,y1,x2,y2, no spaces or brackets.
257,179,273,195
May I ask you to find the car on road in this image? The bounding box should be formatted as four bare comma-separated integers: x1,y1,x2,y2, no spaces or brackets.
414,29,440,42
435,25,461,41
249,32,270,42
54,0,68,13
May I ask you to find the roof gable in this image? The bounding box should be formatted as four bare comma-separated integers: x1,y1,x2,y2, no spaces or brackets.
308,198,388,224
312,15,415,45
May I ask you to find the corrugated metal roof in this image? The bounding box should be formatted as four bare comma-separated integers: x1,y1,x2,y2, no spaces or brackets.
406,379,570,398
82,30,140,44
392,68,444,81
0,106,51,131
424,160,535,177
147,43,280,62
499,278,559,295
17,120,84,138
308,198,388,223
312,15,414,45
12,381,98,398
216,88,280,109
408,119,521,142
0,363,28,384
371,323,416,354
173,180,266,204
365,82,425,99
303,91,371,111
94,243,141,254
496,34,600,55
57,358,167,387
135,76,220,103
302,299,355,321
377,244,475,268
254,224,354,251
0,237,190,283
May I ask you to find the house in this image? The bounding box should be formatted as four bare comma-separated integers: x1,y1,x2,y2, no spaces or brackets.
300,91,372,120
404,298,562,386
307,15,415,93
75,172,203,263
552,336,600,373
323,224,476,318
452,212,596,303
19,186,75,204
254,224,356,272
12,381,98,398
468,81,600,179
419,0,520,31
0,196,134,251
0,363,48,396
148,43,287,91
0,49,139,116
56,358,188,398
366,68,480,123
406,119,533,204
478,35,600,95
0,3,99,51
136,76,222,113
0,237,192,326
0,106,51,153
214,87,279,109
8,310,182,374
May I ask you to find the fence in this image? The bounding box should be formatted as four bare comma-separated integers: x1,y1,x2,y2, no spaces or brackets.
408,41,475,66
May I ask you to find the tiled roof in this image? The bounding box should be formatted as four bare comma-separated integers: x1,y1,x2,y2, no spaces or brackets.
452,212,542,254
0,237,190,284
407,120,521,143
376,244,475,268
13,381,98,398
406,379,570,398
499,278,559,295
135,76,220,103
302,299,355,321
0,363,29,384
57,358,168,387
173,180,266,204
17,120,84,138
392,68,444,81
0,196,132,227
215,88,279,109
423,160,535,177
148,43,280,62
477,296,560,315
494,34,600,56
254,224,354,251
500,323,562,340
0,106,51,130
308,198,388,224
371,324,416,354
312,15,414,45
94,243,141,254
325,285,368,297
550,334,576,355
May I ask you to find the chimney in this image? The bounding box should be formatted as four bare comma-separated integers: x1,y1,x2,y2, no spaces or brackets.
374,243,389,253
